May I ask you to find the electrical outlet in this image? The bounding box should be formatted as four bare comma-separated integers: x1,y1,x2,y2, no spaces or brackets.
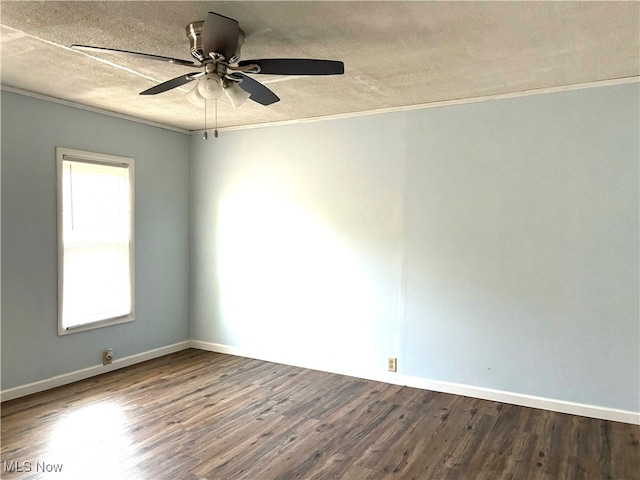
388,357,397,372
103,348,113,366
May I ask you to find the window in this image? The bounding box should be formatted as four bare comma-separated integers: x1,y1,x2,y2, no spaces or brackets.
57,148,134,335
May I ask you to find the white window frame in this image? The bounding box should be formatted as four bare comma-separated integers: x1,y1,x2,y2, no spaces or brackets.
56,147,135,335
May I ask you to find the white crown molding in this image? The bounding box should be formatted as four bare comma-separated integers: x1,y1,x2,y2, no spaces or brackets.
3,76,638,136
197,75,640,134
0,86,191,135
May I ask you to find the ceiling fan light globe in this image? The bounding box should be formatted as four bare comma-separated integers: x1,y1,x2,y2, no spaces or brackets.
198,76,223,100
186,84,205,107
224,82,251,109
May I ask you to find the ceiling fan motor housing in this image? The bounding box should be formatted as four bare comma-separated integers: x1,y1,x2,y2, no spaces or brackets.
186,21,244,64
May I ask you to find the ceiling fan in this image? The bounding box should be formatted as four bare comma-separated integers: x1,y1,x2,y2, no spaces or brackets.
71,12,345,109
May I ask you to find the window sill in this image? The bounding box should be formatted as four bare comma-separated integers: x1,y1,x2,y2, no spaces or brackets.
58,314,135,336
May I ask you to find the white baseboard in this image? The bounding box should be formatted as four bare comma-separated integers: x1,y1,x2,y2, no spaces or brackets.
4,339,638,426
396,374,639,426
189,340,399,385
0,341,191,402
191,340,640,426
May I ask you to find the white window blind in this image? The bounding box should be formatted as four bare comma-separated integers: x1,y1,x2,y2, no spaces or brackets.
57,148,134,334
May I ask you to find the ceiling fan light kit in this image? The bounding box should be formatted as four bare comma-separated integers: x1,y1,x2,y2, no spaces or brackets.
197,74,223,100
223,82,252,109
71,11,344,137
185,79,250,110
185,84,205,107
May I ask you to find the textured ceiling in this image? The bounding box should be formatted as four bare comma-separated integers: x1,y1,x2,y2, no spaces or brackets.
1,1,638,131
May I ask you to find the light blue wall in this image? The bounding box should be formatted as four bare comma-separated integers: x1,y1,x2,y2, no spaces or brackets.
191,83,639,412
3,83,638,413
402,86,639,411
191,115,407,375
1,91,191,390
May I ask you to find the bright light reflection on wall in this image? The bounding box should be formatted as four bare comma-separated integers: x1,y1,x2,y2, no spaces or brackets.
47,402,141,479
216,180,376,366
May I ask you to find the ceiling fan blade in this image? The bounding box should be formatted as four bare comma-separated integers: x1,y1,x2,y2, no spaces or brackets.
237,74,280,105
140,74,198,95
202,12,239,61
71,44,198,67
238,59,344,75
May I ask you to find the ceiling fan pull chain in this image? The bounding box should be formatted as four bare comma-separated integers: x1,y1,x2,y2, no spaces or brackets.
203,98,208,140
214,100,219,138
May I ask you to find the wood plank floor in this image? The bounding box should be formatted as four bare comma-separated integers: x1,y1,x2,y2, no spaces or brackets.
1,349,638,479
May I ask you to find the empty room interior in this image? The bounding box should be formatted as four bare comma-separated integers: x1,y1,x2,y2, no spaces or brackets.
1,1,639,479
